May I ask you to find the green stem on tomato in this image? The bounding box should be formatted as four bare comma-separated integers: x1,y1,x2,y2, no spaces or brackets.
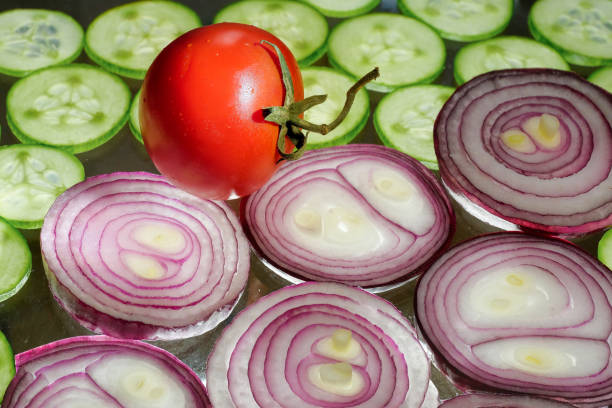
261,40,379,161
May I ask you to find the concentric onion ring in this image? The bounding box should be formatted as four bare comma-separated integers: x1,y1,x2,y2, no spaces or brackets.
416,232,612,407
2,336,210,407
435,69,612,236
243,144,454,287
40,172,249,340
439,393,575,407
207,282,438,407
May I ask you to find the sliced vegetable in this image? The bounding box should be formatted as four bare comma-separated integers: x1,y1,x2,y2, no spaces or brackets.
328,13,445,92
0,217,31,302
207,282,438,407
302,67,369,149
299,0,380,17
85,1,201,79
243,144,454,288
398,0,513,42
40,172,249,340
0,144,84,229
528,0,612,66
454,36,569,85
440,393,576,407
374,84,454,170
435,68,612,237
2,336,210,407
589,65,612,94
129,87,142,144
416,232,612,407
7,64,130,154
598,229,612,269
0,9,83,77
213,0,328,66
0,330,14,402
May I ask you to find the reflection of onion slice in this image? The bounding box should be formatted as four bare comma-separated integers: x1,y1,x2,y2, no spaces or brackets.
208,282,438,407
416,232,612,407
435,69,612,236
440,393,575,407
243,144,454,287
40,172,249,340
2,336,210,408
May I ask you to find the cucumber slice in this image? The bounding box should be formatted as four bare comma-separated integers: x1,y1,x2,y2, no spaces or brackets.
374,85,453,170
129,88,142,144
0,217,31,302
599,229,612,270
454,36,570,85
299,0,381,18
7,64,130,154
0,145,84,229
328,13,445,92
398,0,513,42
0,9,83,77
589,65,612,93
0,330,14,402
85,1,201,79
528,0,612,67
302,67,369,149
214,0,328,66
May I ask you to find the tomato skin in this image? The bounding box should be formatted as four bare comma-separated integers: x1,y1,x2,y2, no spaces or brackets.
140,23,303,200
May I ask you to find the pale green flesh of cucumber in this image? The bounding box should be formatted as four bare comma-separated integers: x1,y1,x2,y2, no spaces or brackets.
0,145,84,229
598,229,612,270
398,0,513,41
374,85,453,170
529,0,612,66
214,0,328,66
0,331,14,402
328,13,445,92
301,0,380,17
0,218,31,302
130,88,143,144
455,36,569,84
85,1,201,79
301,67,369,149
589,65,612,93
0,9,83,77
7,64,130,154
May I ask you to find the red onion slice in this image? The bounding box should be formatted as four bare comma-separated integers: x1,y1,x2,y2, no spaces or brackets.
434,69,612,236
416,232,612,407
243,144,454,287
439,393,575,407
207,282,437,407
40,172,249,340
2,336,210,407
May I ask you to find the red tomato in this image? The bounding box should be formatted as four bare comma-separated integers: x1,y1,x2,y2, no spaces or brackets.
140,23,303,200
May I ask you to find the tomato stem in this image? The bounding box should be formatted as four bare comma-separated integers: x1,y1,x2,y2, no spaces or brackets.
261,40,379,161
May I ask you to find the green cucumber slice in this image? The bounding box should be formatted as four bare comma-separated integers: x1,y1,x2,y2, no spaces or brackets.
299,0,381,18
454,36,570,85
599,229,612,270
0,9,83,77
301,67,369,149
85,1,201,79
214,0,328,66
589,65,612,93
328,13,445,92
0,145,84,229
129,88,143,144
0,331,14,402
7,64,130,153
0,217,31,302
528,0,612,67
398,0,513,42
374,84,454,170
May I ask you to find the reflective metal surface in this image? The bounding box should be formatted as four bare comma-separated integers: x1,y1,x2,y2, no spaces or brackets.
0,0,603,403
